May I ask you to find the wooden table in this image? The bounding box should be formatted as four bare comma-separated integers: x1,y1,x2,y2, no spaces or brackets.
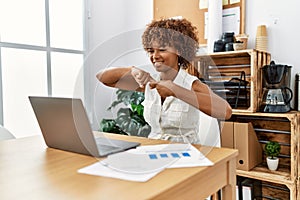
0,133,238,200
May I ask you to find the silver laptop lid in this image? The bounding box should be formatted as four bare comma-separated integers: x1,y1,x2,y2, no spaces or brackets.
29,96,100,157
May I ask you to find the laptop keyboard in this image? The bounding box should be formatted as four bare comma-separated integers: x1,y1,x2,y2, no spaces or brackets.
97,143,122,151
95,139,123,156
95,136,140,156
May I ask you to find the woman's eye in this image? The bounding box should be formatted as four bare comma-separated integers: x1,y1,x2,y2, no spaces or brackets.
147,49,154,54
146,48,167,55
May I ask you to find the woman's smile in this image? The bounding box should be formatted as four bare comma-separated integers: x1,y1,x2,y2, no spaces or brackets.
153,61,164,67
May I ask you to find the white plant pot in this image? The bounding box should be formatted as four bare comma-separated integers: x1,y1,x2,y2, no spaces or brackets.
266,157,279,171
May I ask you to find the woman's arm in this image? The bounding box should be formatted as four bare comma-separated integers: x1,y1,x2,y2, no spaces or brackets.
96,66,154,92
149,80,232,120
191,80,232,119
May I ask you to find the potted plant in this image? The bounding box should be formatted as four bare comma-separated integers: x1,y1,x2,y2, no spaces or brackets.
264,141,281,171
99,89,151,137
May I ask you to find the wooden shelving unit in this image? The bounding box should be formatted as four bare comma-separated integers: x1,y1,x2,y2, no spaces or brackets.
197,50,298,198
194,49,271,113
230,111,299,199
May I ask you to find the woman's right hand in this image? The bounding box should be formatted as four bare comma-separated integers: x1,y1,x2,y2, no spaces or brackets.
131,66,154,88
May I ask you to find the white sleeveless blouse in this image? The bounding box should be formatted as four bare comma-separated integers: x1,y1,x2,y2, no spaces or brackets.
142,68,220,146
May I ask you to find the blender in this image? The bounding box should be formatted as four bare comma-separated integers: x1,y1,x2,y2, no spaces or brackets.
259,61,293,113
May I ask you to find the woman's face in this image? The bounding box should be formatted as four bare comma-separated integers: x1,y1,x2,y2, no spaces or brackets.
146,42,179,73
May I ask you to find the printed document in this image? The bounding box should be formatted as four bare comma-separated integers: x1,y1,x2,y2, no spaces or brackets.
78,143,213,182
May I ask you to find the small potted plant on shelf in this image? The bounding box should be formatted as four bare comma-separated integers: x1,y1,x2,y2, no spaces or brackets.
264,141,281,171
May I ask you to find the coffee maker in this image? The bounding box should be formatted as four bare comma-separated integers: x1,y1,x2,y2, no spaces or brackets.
260,61,293,113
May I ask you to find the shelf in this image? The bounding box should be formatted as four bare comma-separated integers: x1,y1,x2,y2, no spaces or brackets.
226,111,299,199
194,49,271,112
237,166,292,187
214,51,299,199
232,110,299,118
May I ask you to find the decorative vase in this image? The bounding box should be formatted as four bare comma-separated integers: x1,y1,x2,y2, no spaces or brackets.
266,157,279,171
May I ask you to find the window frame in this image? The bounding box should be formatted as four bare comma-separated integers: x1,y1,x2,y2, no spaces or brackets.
0,0,87,126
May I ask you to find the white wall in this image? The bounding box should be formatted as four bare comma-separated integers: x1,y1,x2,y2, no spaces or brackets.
86,0,300,129
245,0,300,107
85,0,153,129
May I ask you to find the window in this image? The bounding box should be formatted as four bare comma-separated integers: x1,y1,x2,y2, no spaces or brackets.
0,0,86,137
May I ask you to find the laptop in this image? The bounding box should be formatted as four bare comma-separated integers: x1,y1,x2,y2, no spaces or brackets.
29,96,140,157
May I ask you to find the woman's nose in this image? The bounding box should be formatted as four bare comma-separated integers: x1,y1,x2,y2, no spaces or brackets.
152,49,161,58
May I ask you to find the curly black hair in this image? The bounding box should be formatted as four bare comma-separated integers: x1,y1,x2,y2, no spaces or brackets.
142,18,199,69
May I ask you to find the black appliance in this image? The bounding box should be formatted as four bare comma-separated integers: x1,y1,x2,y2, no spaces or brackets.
260,61,293,113
213,32,235,52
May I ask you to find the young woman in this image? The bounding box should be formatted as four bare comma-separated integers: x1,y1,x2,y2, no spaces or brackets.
97,18,232,145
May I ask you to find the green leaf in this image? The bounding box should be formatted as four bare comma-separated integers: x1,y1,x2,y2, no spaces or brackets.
137,124,152,137
131,103,144,116
99,119,127,135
